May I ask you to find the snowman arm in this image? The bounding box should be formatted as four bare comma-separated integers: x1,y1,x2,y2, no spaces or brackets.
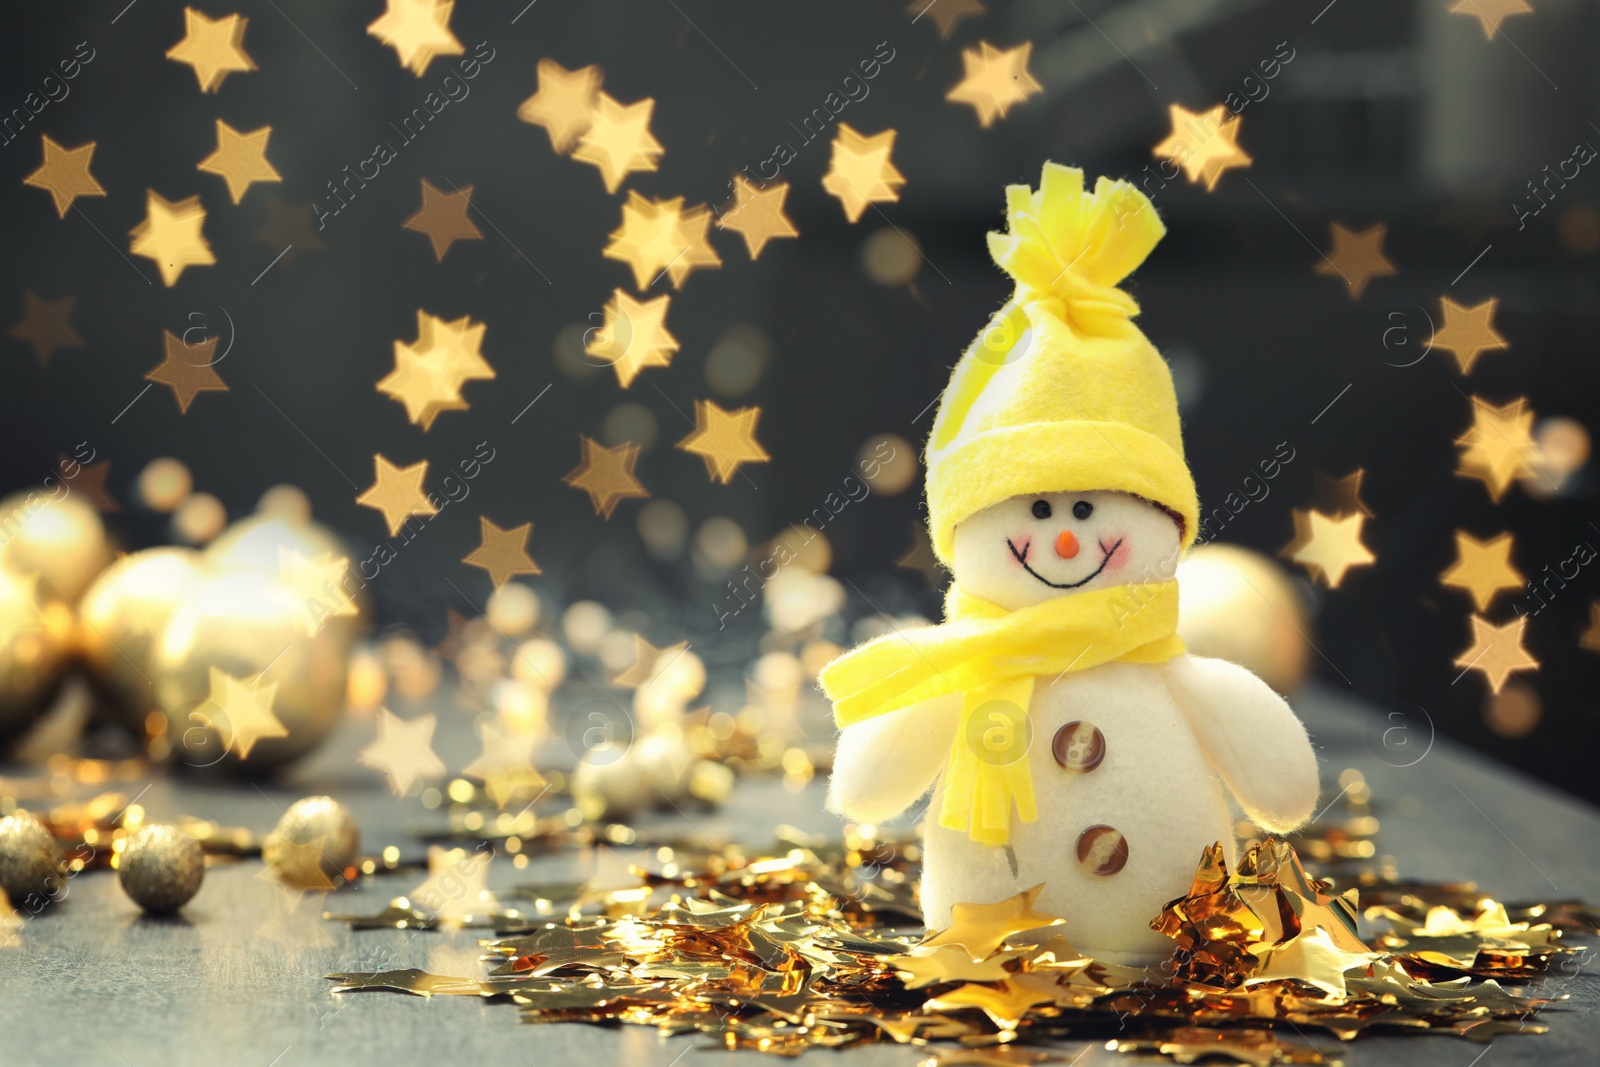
827,695,961,825
1163,653,1319,833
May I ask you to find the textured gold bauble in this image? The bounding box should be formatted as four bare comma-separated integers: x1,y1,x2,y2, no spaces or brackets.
262,795,360,888
1176,543,1312,695
0,564,73,747
0,491,111,603
0,809,63,906
118,823,205,913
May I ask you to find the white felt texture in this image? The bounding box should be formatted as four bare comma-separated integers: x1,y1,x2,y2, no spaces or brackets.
828,695,959,825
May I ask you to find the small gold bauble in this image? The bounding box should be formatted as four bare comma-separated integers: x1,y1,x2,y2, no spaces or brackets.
0,491,111,603
262,796,360,888
0,809,63,906
571,752,651,822
1176,543,1312,695
0,564,73,748
78,548,206,732
118,823,205,913
634,728,695,804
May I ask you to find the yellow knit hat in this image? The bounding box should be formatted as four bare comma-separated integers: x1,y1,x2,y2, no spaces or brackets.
925,162,1199,564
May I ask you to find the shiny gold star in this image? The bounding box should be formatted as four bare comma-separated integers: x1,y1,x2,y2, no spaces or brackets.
1456,396,1537,501
130,191,215,287
278,549,359,635
572,92,663,193
367,0,463,76
8,291,83,366
204,666,286,760
404,179,482,260
1312,468,1373,518
1152,103,1252,191
611,635,689,689
252,195,326,263
1286,509,1375,588
197,120,280,204
517,58,602,154
1454,614,1538,693
922,883,1063,958
327,969,482,997
1314,222,1396,300
888,944,1019,989
377,339,466,429
909,0,986,39
1579,603,1600,653
1432,296,1508,374
359,708,446,795
585,289,678,387
146,329,228,413
408,845,490,922
563,437,649,519
717,176,798,260
677,400,770,485
1441,531,1523,612
462,720,545,809
604,193,694,290
945,41,1042,128
822,124,906,223
418,310,493,383
356,454,439,535
166,7,256,93
927,973,1064,1031
462,517,541,590
1449,0,1533,40
23,136,105,218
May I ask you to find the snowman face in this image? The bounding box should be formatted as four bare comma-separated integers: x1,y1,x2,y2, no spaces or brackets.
951,490,1182,610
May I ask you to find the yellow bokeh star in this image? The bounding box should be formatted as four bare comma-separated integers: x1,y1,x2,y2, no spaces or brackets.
717,176,799,260
408,845,491,922
517,58,602,154
585,289,679,388
1449,0,1533,40
129,190,216,287
8,291,83,366
1432,295,1508,374
358,707,446,795
676,399,771,485
23,136,106,218
821,123,906,223
1440,531,1523,612
197,120,281,204
204,666,287,760
602,193,721,291
572,92,663,194
403,179,482,261
166,7,257,93
1313,222,1396,300
1285,509,1375,588
1152,103,1252,191
1454,614,1538,694
356,454,439,535
1455,396,1537,502
563,437,649,519
462,719,545,809
419,310,493,382
277,548,359,636
462,516,542,590
376,339,467,429
367,0,463,76
945,41,1042,128
146,329,228,413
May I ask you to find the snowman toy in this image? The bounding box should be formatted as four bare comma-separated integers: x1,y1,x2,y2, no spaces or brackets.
820,163,1319,965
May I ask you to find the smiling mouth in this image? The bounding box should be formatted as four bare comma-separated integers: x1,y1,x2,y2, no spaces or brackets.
1006,537,1123,590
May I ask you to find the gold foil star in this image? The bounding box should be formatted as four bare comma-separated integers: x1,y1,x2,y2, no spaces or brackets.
327,969,483,997
1286,509,1375,588
922,883,1063,958
909,0,986,40
1152,104,1252,191
278,549,359,635
418,310,493,382
357,454,439,535
611,635,689,689
408,845,490,922
1449,0,1533,40
564,437,649,519
367,0,463,76
8,291,83,366
204,666,286,760
1455,396,1537,501
572,93,663,193
822,124,906,223
1314,223,1396,300
146,329,228,413
585,289,679,387
517,58,602,154
462,517,542,590
166,7,256,93
462,720,545,809
1312,468,1374,518
1441,532,1523,612
677,400,770,485
197,120,281,204
1432,296,1508,374
1454,615,1538,693
377,339,467,429
358,708,446,795
130,191,215,287
717,176,798,260
23,136,105,218
888,945,1019,989
945,41,1042,128
604,193,694,290
404,179,482,260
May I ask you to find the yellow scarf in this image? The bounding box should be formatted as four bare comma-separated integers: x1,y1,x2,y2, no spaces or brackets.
820,580,1185,847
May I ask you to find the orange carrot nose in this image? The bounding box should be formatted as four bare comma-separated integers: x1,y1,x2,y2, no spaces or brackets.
1055,529,1080,559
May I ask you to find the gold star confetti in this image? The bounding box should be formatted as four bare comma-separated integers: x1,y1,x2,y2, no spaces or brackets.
197,120,280,204
203,666,286,760
1152,103,1252,191
563,437,649,519
419,310,493,382
1449,0,1533,40
404,179,482,261
572,93,663,194
253,195,326,263
358,708,446,796
1455,396,1537,501
922,883,1063,958
462,720,545,809
1312,468,1373,518
678,400,771,484
1441,532,1523,612
166,7,256,93
611,635,690,689
8,291,83,366
327,968,483,998
462,517,541,590
356,454,439,535
1580,603,1600,653
822,124,906,223
517,58,602,154
909,0,986,39
1285,509,1375,588
408,845,491,922
1432,296,1508,374
367,0,463,76
945,41,1042,128
278,549,359,635
130,191,215,287
1314,222,1396,300
717,176,799,260
604,193,721,291
585,289,679,388
1454,614,1538,693
377,338,467,429
23,136,105,218
146,329,228,413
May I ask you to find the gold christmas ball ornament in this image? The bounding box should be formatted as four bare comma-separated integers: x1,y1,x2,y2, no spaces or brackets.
0,809,63,906
0,490,111,603
0,564,73,747
204,514,348,577
635,728,695,804
262,796,360,888
1176,543,1311,695
117,823,205,913
78,548,206,732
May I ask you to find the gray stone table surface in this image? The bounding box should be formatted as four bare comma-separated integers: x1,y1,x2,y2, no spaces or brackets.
1,682,1597,1067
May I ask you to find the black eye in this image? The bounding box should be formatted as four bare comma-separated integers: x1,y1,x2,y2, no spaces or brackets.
1072,500,1094,521
1031,499,1052,520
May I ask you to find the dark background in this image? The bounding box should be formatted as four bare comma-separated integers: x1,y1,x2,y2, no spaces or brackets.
3,2,1598,799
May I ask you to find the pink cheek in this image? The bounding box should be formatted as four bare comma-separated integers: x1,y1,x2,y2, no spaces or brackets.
1103,535,1131,570
1009,535,1032,565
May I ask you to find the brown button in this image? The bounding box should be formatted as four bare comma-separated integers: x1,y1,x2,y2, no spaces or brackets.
1076,825,1128,876
1051,721,1105,772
